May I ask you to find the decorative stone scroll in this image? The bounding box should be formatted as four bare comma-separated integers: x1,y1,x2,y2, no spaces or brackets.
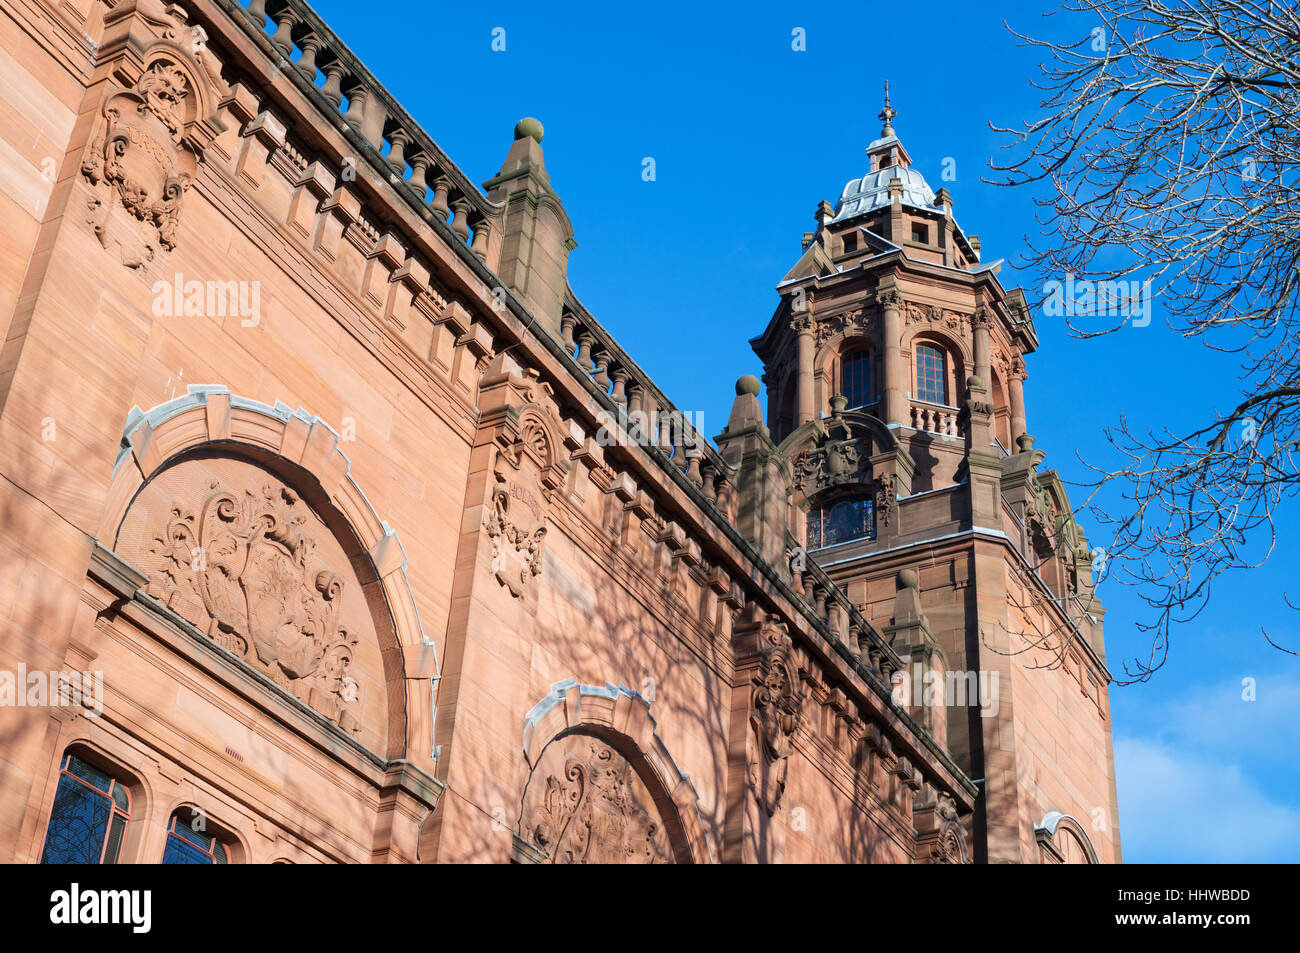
520,733,673,864
141,478,363,733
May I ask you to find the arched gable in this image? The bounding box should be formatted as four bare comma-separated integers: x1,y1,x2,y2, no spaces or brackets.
515,679,710,864
1035,811,1100,863
98,385,437,763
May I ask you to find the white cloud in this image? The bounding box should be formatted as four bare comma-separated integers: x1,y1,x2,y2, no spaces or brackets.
1115,737,1300,862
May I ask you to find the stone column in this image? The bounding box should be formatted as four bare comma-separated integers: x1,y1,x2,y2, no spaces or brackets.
880,289,905,426
792,314,816,426
972,306,992,386
1009,357,1027,450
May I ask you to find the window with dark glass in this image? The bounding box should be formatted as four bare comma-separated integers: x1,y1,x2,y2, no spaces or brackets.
40,753,131,864
842,232,858,253
912,223,929,244
162,811,230,864
806,497,875,549
842,350,872,409
915,344,947,404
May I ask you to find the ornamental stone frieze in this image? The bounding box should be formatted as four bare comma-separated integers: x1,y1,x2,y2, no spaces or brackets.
814,309,871,347
81,2,228,267
903,301,971,334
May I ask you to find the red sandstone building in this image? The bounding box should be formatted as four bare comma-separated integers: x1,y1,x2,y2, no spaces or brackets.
0,0,1119,863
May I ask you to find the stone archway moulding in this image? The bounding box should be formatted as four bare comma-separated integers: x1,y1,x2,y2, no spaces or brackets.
1034,810,1101,864
519,679,712,864
97,384,440,760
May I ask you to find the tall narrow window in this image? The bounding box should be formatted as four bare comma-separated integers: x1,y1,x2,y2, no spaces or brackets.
162,811,230,864
842,350,872,409
915,344,947,404
40,753,132,864
806,497,875,549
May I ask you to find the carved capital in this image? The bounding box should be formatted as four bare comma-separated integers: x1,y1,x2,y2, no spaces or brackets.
877,288,903,310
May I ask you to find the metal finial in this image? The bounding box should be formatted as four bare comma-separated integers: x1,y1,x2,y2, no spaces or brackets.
879,80,897,137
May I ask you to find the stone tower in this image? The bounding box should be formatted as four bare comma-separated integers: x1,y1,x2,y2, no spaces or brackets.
740,88,1122,863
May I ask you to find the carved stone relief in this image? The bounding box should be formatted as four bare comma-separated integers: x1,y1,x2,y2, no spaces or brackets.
793,440,861,496
875,473,897,529
749,622,805,816
484,476,547,598
815,309,870,348
926,793,968,864
114,457,384,740
903,302,971,335
519,733,673,863
81,6,226,267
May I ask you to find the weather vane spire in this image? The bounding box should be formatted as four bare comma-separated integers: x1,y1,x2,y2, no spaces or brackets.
879,80,897,138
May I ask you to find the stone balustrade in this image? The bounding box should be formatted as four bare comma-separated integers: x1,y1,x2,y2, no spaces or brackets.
909,400,962,437
243,0,498,258
791,534,903,690
559,302,735,513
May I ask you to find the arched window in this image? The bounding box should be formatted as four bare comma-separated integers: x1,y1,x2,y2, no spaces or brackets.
40,752,132,864
915,343,947,404
162,810,231,864
806,496,875,549
842,350,872,410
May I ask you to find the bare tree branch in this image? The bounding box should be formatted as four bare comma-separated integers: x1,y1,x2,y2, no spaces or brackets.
991,0,1300,678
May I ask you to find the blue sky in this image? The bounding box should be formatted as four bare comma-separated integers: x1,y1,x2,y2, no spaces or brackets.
308,0,1300,862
